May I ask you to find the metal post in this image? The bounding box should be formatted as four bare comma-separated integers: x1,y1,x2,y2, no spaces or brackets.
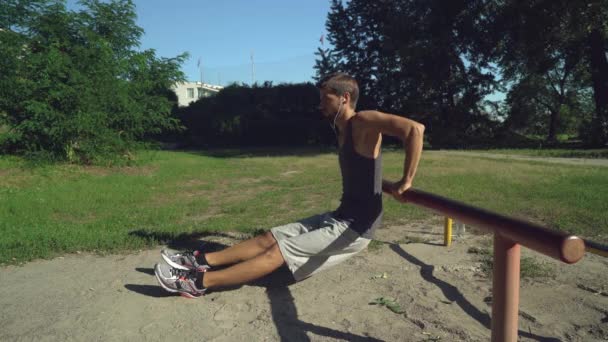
251,50,255,85
444,217,452,247
491,234,521,342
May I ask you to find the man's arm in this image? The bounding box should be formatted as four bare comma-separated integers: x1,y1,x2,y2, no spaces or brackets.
358,110,425,201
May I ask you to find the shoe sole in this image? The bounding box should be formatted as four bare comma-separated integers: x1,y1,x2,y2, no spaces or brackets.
180,292,202,299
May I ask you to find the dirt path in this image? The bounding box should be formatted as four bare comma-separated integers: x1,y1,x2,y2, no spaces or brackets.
432,151,608,167
1,223,607,342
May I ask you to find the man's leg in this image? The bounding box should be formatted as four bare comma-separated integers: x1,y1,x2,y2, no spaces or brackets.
155,233,284,296
204,231,277,266
203,243,285,288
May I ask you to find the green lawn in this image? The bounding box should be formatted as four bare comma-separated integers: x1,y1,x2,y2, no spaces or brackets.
1,149,606,264
473,148,608,159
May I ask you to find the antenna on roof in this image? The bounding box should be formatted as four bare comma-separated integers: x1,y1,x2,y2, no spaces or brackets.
250,50,255,85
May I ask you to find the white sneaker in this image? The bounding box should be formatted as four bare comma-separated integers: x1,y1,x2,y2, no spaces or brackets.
154,262,207,298
160,249,210,271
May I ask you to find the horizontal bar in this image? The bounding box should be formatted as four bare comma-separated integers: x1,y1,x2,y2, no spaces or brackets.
382,180,585,264
584,239,608,258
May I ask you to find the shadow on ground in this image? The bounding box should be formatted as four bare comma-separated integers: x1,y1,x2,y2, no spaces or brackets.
125,229,563,341
388,243,560,342
125,234,381,341
179,147,337,159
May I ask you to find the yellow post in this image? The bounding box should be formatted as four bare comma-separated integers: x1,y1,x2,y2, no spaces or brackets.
444,217,453,247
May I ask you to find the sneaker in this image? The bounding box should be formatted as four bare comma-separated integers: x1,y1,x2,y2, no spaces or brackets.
161,249,210,272
154,262,207,298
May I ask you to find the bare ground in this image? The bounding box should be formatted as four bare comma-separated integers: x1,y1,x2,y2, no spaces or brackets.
1,222,607,342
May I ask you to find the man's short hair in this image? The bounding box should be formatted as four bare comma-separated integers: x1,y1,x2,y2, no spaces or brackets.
318,72,359,110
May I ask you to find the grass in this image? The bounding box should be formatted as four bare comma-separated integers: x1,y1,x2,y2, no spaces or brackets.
482,256,554,279
394,235,430,244
367,240,385,252
468,247,555,279
370,297,406,314
1,148,607,264
473,148,608,159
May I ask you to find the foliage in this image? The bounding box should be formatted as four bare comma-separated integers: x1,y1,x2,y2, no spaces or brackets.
481,0,608,146
312,47,339,83
370,297,406,314
504,72,588,141
177,82,335,147
0,0,186,164
319,0,502,148
317,0,608,147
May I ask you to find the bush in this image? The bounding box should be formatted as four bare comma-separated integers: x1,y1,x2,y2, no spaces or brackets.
0,1,185,164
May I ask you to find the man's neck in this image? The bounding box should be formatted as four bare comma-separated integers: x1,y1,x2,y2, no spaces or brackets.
335,109,356,133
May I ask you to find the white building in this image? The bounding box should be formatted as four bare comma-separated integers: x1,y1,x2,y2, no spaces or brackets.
173,81,223,107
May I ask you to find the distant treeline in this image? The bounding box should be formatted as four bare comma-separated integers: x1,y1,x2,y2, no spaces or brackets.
176,82,511,149
175,82,337,148
313,0,608,148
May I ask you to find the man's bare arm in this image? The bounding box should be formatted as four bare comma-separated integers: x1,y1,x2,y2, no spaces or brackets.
358,110,425,199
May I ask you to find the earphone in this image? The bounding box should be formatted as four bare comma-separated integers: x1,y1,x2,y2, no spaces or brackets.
330,96,346,137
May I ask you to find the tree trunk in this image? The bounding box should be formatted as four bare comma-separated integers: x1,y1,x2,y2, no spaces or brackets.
547,108,559,144
587,28,608,146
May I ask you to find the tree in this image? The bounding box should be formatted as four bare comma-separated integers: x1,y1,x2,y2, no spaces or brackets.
0,0,187,163
320,0,501,147
312,47,339,83
504,57,588,143
484,0,608,146
0,0,54,30
177,83,332,147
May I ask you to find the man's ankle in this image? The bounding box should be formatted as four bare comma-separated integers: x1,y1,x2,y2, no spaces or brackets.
195,271,207,289
194,251,210,266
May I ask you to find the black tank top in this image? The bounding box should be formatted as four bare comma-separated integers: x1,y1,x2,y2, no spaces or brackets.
333,116,383,238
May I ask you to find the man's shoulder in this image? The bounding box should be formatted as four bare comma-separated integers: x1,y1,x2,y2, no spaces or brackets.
354,110,384,130
356,110,382,119
352,111,383,142
357,110,393,125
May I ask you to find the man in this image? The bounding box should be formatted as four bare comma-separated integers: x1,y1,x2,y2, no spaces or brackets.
155,72,425,298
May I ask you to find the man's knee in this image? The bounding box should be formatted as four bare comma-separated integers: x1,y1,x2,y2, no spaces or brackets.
262,243,285,265
258,231,277,249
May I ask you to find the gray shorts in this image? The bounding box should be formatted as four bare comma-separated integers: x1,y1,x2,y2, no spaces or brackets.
270,212,371,281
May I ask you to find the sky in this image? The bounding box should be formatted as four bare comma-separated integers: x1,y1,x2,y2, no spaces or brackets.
64,1,505,102
70,0,332,86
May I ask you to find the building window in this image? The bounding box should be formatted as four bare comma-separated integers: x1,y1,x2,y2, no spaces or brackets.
187,88,194,98
197,88,203,98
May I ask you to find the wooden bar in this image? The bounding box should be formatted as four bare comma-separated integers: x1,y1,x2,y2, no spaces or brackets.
382,180,588,341
382,181,585,264
584,239,608,257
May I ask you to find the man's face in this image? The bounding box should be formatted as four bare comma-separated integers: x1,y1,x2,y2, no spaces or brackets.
318,88,342,119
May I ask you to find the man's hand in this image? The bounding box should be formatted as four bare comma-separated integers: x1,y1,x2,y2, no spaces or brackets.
390,179,412,203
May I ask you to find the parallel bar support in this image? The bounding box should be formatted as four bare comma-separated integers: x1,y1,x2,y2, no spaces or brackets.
444,217,453,247
491,234,521,342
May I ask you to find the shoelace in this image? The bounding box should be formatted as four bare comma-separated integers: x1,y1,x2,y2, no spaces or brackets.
183,252,198,265
169,267,193,279
175,251,198,265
